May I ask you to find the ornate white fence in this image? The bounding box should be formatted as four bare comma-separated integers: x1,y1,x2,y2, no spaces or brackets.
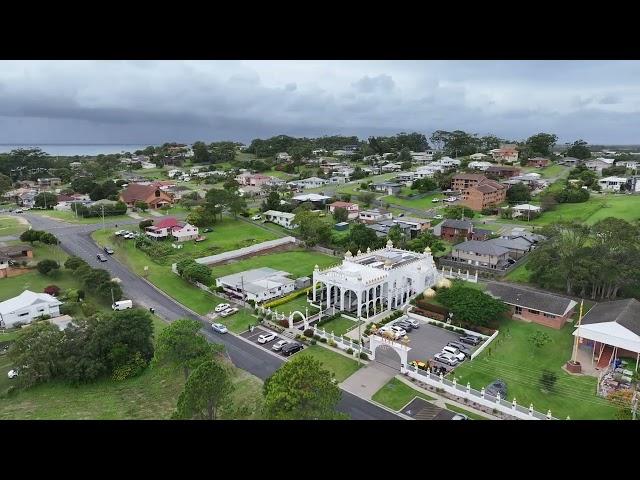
312,324,373,358
400,365,557,420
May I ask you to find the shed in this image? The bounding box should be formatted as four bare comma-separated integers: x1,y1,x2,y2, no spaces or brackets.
295,276,311,289
334,222,349,231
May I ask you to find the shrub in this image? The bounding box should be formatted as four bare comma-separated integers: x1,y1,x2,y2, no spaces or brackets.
304,329,314,337
44,285,61,296
138,219,153,230
346,348,354,355
328,340,337,347
310,339,317,345
37,259,60,276
320,337,327,343
313,334,321,340
263,286,312,308
278,319,289,328
359,352,368,360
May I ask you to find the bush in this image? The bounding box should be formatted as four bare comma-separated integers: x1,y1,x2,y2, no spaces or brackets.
320,337,327,343
310,339,317,345
328,340,337,347
359,352,368,360
138,219,153,230
304,329,314,338
278,319,289,328
37,259,60,276
313,334,321,340
346,348,354,355
263,287,312,308
44,285,61,296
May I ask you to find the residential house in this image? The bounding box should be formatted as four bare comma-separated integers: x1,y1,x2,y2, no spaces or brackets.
0,290,62,328
328,201,359,220
395,172,416,185
504,173,545,189
483,236,536,260
415,164,446,178
277,152,292,162
215,267,295,303
585,157,615,173
490,145,519,164
54,193,92,212
446,240,511,271
627,176,640,193
168,169,183,178
69,161,82,169
312,149,328,156
469,153,489,161
439,219,491,242
140,161,157,169
145,217,182,239
287,177,328,190
459,178,507,211
263,210,297,229
571,298,640,372
486,165,521,178
468,161,493,171
0,244,33,278
359,208,392,224
410,151,436,164
598,176,628,192
18,190,38,208
438,157,461,168
372,182,402,195
509,203,542,219
381,163,402,173
119,183,174,209
235,172,273,187
486,282,577,330
559,156,581,167
527,157,550,168
452,173,486,192
171,223,200,242
392,217,431,238
362,166,381,175
291,193,332,208
328,176,346,185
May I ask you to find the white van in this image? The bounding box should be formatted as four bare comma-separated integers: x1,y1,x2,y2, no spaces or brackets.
112,300,133,311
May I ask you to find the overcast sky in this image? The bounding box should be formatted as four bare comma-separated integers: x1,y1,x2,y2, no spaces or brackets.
1,60,639,145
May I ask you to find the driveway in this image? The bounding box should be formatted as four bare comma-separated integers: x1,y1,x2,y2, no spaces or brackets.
340,361,397,400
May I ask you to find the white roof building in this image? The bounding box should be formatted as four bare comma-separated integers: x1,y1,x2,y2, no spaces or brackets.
215,267,295,303
468,161,493,171
263,210,297,230
311,241,441,319
0,290,62,328
511,203,541,212
598,176,628,191
287,177,329,189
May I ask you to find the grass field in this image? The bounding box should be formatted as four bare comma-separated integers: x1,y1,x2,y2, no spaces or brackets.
0,216,28,237
371,377,435,410
0,318,264,419
503,258,533,283
27,210,135,224
382,192,444,210
273,295,319,316
452,318,618,419
318,316,362,336
299,345,361,382
444,403,488,420
209,249,335,280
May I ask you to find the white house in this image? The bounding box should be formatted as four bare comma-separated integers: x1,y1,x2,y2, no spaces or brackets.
468,161,493,171
0,290,62,328
410,151,436,164
311,240,441,318
172,223,199,242
288,177,328,190
598,176,628,191
263,210,297,229
328,201,360,219
359,208,393,224
277,152,292,161
470,153,489,160
510,203,542,218
140,161,157,169
168,169,183,178
215,267,295,303
415,164,445,178
585,157,615,173
439,157,461,167
381,163,402,172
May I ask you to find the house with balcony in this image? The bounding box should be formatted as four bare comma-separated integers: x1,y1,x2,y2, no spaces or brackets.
445,240,511,272
489,145,519,164
216,267,295,303
439,219,491,242
359,208,393,224
328,201,360,220
598,176,628,191
287,177,328,190
527,157,550,168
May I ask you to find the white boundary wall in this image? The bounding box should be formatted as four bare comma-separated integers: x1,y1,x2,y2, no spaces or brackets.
193,236,296,266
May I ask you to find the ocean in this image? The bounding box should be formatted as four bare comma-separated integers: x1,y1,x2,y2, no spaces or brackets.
0,144,155,156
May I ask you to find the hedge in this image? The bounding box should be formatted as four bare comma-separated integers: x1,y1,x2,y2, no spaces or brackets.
263,286,312,309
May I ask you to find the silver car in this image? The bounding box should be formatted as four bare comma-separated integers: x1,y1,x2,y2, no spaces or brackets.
272,339,290,351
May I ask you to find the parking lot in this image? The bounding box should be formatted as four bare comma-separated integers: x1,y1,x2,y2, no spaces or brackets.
400,397,457,420
239,326,304,358
395,318,482,372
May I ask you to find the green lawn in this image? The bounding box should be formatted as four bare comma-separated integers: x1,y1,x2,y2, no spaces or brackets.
382,192,444,210
299,345,361,382
27,210,135,224
538,164,568,179
371,377,435,410
444,403,488,420
273,294,319,316
0,216,28,237
318,316,362,336
216,309,260,334
453,318,618,419
504,258,533,283
0,318,264,419
210,249,335,280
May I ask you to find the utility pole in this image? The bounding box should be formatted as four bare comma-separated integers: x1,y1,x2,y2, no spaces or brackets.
571,300,584,363
111,287,115,307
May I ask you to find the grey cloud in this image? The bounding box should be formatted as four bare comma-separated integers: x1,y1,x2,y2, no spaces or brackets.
285,83,297,91
352,74,395,93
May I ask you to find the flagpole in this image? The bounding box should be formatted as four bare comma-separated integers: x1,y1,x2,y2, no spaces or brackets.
571,299,584,363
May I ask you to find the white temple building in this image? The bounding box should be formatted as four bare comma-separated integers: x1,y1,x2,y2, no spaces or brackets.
310,240,441,319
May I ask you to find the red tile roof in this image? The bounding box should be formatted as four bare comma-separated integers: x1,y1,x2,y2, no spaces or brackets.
153,217,180,229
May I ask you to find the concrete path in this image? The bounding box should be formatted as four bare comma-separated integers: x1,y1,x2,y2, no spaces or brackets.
340,362,397,399
148,210,163,217
127,212,142,219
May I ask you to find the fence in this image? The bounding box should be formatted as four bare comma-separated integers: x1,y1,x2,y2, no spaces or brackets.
406,309,493,339
401,365,557,420
313,324,373,358
193,236,296,266
470,329,500,360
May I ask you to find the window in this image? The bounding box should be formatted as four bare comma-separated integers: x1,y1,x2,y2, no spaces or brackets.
515,306,522,314
18,312,29,317
528,309,540,315
544,312,556,318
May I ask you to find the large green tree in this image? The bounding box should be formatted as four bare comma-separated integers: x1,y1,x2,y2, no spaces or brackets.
34,192,58,209
525,132,558,157
263,355,345,420
8,321,65,387
565,140,591,160
436,282,509,327
294,210,331,247
506,183,531,203
173,360,234,420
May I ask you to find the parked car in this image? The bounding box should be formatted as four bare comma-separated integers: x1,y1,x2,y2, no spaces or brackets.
393,320,413,332
434,352,459,366
220,307,238,317
272,339,290,351
459,335,482,346
486,379,508,398
7,369,18,379
112,300,133,310
214,303,231,313
404,318,420,328
251,215,262,221
390,325,407,337
433,214,443,219
451,414,468,420
258,332,277,344
211,322,228,334
446,341,470,357
281,342,303,356
96,253,108,262
114,230,125,236
441,345,466,362
431,198,441,203
103,246,115,255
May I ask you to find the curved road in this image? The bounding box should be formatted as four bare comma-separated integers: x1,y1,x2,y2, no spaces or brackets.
17,212,400,420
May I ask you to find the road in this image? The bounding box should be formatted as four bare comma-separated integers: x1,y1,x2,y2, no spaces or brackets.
18,212,400,420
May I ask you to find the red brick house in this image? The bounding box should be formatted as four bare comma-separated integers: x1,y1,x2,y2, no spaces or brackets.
120,183,174,209
460,179,507,211
485,165,521,178
439,219,491,242
451,173,486,192
528,157,550,168
328,201,360,219
486,282,577,329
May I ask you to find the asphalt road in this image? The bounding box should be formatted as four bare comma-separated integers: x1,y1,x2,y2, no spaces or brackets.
18,212,400,420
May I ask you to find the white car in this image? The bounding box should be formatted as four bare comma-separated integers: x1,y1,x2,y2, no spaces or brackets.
390,325,407,337
442,345,466,362
251,215,262,221
115,230,125,236
220,307,238,317
433,214,443,219
215,303,231,313
434,352,459,366
431,198,441,203
7,369,18,379
211,322,228,334
272,339,290,351
258,332,277,344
